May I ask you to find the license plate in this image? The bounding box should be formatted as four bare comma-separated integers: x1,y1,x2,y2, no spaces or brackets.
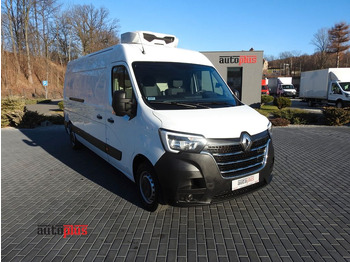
232,173,259,191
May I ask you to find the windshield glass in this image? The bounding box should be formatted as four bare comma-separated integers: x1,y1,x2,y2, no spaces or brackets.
339,82,350,91
132,62,238,110
282,85,294,89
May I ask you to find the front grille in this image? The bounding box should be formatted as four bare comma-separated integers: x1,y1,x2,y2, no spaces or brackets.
205,131,270,178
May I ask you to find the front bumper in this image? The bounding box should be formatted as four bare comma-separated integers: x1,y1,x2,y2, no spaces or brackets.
154,139,274,206
283,92,296,97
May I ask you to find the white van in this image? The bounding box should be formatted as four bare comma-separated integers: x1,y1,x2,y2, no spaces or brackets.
64,31,274,211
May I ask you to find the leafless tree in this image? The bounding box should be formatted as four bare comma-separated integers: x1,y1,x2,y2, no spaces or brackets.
66,4,120,56
3,0,21,77
311,28,330,69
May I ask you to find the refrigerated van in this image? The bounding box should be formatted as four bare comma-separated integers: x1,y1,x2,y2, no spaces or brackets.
64,31,274,211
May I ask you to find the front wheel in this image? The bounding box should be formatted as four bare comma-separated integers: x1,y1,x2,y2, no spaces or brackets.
136,162,167,212
336,100,343,108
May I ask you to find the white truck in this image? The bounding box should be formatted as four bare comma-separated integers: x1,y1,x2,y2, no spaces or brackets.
268,77,297,97
300,68,350,108
64,31,274,211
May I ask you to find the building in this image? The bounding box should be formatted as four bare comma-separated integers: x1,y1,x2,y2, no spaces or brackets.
201,51,263,108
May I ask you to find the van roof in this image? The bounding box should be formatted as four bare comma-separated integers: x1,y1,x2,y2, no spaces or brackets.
67,41,213,73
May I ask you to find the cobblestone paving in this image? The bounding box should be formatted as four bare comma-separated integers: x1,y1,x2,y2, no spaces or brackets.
1,125,350,261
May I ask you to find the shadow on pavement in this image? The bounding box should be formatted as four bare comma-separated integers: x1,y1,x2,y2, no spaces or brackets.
19,125,144,209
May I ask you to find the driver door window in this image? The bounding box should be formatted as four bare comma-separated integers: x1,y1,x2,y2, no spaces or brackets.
112,66,133,99
332,83,341,95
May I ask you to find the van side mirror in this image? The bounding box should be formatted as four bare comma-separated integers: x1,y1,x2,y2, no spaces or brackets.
112,90,136,117
233,89,240,98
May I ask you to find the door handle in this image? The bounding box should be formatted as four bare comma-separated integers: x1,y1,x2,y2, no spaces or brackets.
107,118,114,123
97,114,103,120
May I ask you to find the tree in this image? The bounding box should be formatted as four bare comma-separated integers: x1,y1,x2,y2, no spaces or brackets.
311,28,330,69
66,4,120,56
328,22,350,68
22,0,35,85
3,0,21,78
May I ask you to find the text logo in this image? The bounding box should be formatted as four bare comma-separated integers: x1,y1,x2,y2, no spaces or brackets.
37,224,88,238
219,55,257,65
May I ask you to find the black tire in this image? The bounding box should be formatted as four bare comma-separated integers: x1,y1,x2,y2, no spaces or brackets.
136,162,167,212
336,100,343,108
307,100,313,107
68,123,81,150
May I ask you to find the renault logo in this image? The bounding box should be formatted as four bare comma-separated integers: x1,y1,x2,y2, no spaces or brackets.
240,132,252,152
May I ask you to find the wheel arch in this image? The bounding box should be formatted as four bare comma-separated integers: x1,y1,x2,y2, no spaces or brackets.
132,154,166,205
133,154,153,181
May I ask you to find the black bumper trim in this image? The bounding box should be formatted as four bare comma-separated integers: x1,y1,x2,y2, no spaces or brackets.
154,140,274,206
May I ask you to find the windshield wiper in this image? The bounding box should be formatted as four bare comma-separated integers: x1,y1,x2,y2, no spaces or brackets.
198,101,234,107
149,101,210,109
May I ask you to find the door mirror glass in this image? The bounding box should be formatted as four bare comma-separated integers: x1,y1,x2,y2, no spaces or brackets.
112,90,135,117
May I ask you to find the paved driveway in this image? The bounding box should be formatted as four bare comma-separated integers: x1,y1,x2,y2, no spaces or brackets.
1,125,350,261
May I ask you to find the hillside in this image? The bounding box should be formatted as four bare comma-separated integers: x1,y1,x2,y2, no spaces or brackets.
1,51,66,99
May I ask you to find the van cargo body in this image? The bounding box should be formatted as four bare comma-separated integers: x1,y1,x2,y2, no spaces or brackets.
300,68,350,108
64,31,274,211
268,77,296,97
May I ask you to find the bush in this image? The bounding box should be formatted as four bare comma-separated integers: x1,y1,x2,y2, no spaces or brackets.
273,97,292,109
272,108,320,125
18,110,64,128
261,95,274,107
1,99,26,127
58,101,64,110
1,98,64,128
270,118,290,126
18,110,46,128
323,107,350,126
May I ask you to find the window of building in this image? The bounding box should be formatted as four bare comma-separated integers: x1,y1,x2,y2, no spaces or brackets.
227,67,242,100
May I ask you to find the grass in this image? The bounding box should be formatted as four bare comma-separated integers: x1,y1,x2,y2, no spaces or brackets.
256,104,278,117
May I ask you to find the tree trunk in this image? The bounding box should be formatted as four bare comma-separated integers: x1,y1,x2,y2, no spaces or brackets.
23,0,33,85
4,0,21,82
336,52,340,68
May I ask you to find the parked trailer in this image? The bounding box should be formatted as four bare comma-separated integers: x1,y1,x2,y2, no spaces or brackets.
300,68,350,108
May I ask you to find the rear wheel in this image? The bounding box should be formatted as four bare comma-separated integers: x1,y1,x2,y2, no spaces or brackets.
307,100,313,107
68,123,81,150
136,162,167,212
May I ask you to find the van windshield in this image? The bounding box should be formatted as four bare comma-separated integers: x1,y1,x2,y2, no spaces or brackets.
339,82,350,91
132,62,239,109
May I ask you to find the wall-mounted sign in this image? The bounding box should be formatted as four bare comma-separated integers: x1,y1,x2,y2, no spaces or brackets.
219,55,257,65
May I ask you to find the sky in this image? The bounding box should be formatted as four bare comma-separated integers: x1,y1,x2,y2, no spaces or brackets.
62,0,350,59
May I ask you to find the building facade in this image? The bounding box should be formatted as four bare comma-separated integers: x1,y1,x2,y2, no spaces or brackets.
202,51,263,107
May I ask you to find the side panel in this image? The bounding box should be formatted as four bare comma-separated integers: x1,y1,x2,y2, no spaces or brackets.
300,69,329,99
64,59,109,160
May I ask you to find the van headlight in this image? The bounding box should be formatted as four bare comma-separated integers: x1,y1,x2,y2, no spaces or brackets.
267,121,272,137
159,129,207,153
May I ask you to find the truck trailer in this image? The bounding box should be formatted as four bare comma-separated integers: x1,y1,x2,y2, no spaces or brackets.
299,68,350,108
